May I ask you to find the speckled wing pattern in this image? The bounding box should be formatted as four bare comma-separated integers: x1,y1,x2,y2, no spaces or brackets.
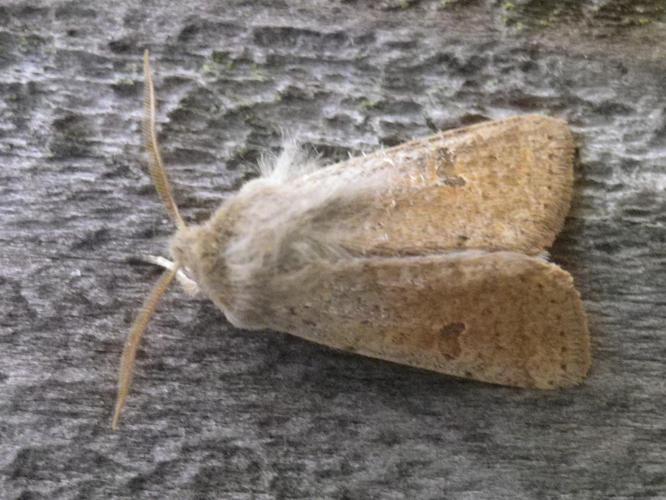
267,252,589,389
270,115,590,388
298,115,575,257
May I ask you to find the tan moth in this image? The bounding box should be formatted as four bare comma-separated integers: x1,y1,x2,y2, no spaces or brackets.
112,51,590,429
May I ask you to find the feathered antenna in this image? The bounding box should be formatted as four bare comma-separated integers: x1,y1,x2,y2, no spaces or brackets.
143,49,185,230
112,50,185,430
112,267,178,430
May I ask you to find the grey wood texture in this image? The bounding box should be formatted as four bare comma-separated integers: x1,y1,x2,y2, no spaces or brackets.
1,1,665,499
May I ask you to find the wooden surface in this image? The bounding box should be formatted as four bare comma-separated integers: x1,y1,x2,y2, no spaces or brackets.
1,1,665,498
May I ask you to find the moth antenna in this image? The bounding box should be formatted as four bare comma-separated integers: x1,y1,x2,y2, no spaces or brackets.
112,266,179,430
143,49,186,230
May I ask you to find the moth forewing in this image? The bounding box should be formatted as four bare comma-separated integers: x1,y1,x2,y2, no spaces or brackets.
235,252,590,389
278,115,576,258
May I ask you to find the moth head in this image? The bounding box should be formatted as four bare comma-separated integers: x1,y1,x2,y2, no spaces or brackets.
170,226,196,269
169,224,206,290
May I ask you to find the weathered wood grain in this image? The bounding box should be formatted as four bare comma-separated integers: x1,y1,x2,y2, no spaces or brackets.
1,1,664,498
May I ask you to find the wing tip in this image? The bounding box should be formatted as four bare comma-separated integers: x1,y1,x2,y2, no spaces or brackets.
524,262,591,390
522,114,577,252
453,254,590,390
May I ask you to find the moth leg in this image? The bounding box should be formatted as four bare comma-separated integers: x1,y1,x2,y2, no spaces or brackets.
142,255,199,296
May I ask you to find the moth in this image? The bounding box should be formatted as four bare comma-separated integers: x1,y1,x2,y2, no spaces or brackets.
112,51,590,429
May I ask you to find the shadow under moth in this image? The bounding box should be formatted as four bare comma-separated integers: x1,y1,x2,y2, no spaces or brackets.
112,51,590,429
